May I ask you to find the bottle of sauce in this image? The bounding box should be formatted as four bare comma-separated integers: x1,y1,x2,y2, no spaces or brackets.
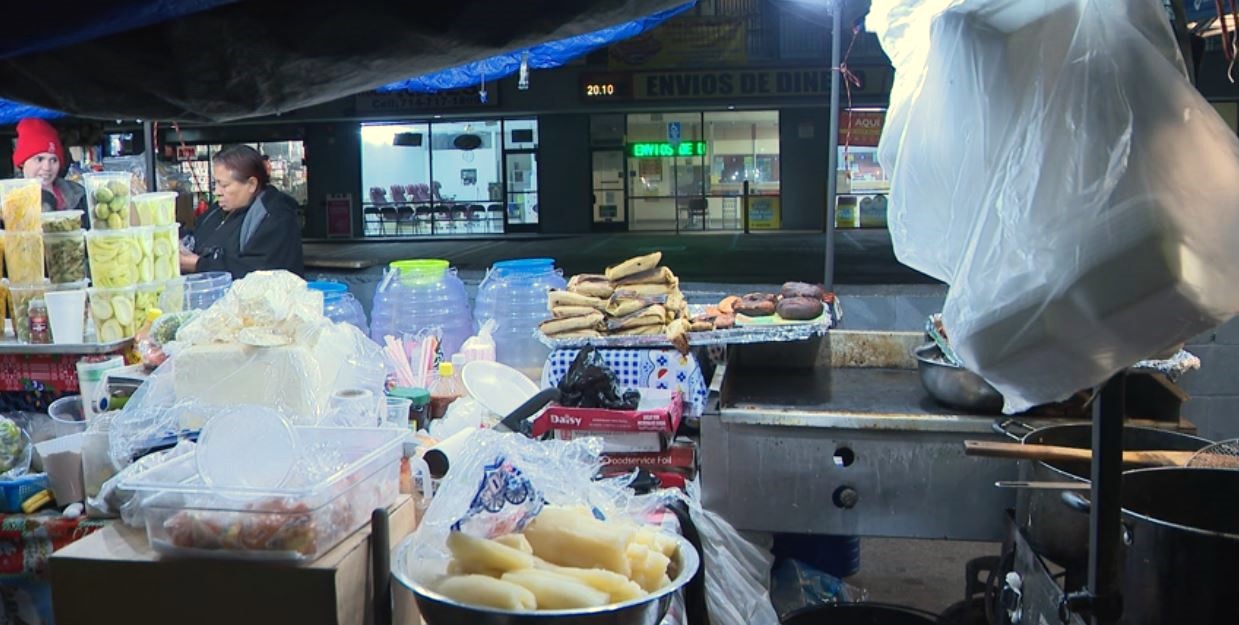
28,298,50,344
428,361,464,420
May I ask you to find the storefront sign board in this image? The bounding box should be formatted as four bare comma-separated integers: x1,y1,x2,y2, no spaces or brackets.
356,88,498,113
840,110,886,147
748,196,781,230
326,193,353,238
581,66,890,102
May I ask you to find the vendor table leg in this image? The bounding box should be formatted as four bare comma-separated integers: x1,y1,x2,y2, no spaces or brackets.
1089,375,1124,625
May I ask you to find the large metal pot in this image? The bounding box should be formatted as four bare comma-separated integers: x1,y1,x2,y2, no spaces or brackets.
1063,468,1239,625
1001,421,1210,570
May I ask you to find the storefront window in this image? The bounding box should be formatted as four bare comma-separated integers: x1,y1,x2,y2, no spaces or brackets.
705,110,779,230
626,112,703,231
360,119,537,236
835,109,889,229
258,141,307,205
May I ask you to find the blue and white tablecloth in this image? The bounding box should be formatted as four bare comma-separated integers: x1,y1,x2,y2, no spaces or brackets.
542,348,708,417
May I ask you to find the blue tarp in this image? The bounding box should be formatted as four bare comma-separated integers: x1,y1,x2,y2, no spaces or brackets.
0,100,65,125
378,1,695,93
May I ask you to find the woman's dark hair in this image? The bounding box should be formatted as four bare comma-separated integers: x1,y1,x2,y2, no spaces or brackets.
213,145,270,187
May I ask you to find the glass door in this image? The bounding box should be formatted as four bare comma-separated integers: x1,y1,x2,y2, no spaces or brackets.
504,151,537,230
591,150,626,230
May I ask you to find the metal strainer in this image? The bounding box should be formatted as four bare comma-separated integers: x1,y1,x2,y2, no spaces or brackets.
1187,439,1239,468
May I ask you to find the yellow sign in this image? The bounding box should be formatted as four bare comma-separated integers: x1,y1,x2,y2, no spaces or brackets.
609,17,746,69
748,197,781,230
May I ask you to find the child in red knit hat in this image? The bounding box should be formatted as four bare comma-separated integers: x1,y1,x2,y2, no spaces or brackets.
12,117,85,212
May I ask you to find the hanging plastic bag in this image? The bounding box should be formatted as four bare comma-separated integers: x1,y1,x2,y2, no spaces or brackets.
870,0,1239,412
680,480,779,625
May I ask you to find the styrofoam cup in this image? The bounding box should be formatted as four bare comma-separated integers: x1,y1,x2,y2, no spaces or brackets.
45,289,86,344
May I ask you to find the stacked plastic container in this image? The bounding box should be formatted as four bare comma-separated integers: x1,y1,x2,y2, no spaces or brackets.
370,259,471,357
473,258,566,379
159,271,232,312
307,280,368,335
1,179,53,342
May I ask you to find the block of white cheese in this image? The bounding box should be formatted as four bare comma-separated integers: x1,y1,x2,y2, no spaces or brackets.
173,343,339,427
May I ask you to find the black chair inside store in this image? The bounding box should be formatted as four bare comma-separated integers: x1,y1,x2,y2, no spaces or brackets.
363,204,383,234
433,205,454,232
466,204,486,232
379,206,399,235
395,205,416,235
414,206,433,234
486,204,505,232
686,198,708,230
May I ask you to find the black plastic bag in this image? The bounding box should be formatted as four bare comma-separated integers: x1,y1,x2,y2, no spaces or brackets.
557,347,640,409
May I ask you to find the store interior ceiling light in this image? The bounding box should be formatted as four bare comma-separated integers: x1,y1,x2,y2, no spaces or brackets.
454,134,483,150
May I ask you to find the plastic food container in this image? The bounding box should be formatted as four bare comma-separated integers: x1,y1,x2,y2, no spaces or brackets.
6,279,48,343
5,231,45,283
308,281,368,334
84,172,133,230
122,426,404,561
160,271,231,312
134,227,156,283
87,285,138,343
86,229,142,287
135,282,165,321
151,224,180,281
44,230,87,283
0,179,42,232
132,192,178,227
41,210,83,233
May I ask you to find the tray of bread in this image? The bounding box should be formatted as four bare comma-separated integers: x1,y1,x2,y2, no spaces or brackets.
537,252,836,351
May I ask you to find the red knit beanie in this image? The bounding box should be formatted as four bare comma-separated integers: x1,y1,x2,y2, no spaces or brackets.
12,118,65,169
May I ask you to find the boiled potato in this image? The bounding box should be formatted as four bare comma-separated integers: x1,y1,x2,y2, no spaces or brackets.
524,506,634,576
438,574,537,611
501,568,610,610
447,531,535,574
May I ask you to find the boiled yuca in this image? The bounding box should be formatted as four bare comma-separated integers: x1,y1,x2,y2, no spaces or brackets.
626,542,673,592
501,568,610,610
437,575,537,611
524,506,634,575
447,531,535,573
493,533,534,554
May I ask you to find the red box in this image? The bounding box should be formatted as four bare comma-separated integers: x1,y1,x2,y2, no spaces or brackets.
534,389,683,437
599,441,697,473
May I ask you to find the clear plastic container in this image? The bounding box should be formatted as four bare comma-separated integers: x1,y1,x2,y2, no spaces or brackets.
121,426,404,561
473,258,566,378
86,229,142,287
308,281,368,334
41,210,83,233
151,224,180,281
44,230,86,283
87,285,138,343
6,279,48,343
132,191,178,227
83,171,133,230
135,281,165,321
160,271,231,312
0,179,42,232
133,227,156,284
4,231,45,283
370,259,472,356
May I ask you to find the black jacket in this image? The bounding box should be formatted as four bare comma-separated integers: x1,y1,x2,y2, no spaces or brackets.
192,186,304,279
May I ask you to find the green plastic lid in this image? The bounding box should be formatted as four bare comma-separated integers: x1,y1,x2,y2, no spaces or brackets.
389,259,450,286
389,387,431,406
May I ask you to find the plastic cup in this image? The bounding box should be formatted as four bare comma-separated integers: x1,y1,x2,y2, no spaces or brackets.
47,395,87,436
384,397,413,429
196,406,298,490
0,179,42,231
132,192,177,227
83,172,133,230
77,357,124,417
45,289,86,344
87,285,137,343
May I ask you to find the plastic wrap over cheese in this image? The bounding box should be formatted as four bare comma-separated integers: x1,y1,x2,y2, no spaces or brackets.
870,0,1239,412
105,271,385,467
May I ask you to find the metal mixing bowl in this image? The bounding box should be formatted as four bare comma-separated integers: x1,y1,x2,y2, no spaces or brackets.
392,533,700,625
913,343,1003,413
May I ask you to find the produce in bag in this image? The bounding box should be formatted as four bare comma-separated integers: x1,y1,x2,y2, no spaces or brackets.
41,210,83,233
151,225,180,281
401,430,688,613
88,286,137,343
7,281,48,343
83,173,133,230
86,230,142,287
44,230,87,283
132,192,177,227
0,179,42,232
4,232,45,283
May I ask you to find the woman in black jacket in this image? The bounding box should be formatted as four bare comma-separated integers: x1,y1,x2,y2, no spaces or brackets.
180,145,304,279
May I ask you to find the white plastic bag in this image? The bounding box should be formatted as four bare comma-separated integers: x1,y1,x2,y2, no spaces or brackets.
871,0,1239,412
681,480,779,625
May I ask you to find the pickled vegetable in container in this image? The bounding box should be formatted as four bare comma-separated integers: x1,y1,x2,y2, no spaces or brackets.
4,232,45,283
86,229,142,287
41,210,83,233
87,286,137,343
132,192,177,227
135,282,165,322
83,172,133,230
0,179,42,232
44,230,86,283
134,227,156,284
151,225,181,281
6,280,48,343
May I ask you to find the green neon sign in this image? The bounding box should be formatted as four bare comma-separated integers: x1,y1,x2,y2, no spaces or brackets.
628,141,707,158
